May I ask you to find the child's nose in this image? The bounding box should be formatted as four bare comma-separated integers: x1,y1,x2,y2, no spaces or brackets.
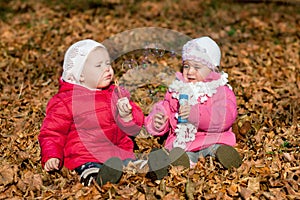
104,65,111,71
187,66,196,73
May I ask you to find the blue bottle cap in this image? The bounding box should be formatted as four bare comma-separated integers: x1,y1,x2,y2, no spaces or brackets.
179,94,188,99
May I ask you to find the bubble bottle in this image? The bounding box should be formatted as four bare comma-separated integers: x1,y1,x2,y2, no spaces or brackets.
178,94,188,123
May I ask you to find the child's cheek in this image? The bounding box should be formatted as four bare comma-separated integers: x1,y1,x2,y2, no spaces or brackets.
182,72,189,82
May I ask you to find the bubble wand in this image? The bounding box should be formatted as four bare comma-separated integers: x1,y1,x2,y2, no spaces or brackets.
114,78,122,98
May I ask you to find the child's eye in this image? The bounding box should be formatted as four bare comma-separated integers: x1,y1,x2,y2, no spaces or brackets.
193,66,201,70
96,64,101,68
183,65,190,69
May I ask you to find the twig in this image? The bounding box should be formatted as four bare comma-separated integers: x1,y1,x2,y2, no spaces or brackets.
289,166,300,171
18,82,24,99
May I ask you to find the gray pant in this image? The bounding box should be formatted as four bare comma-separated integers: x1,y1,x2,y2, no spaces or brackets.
186,144,221,163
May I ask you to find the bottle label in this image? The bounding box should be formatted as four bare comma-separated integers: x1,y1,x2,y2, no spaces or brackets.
178,94,188,123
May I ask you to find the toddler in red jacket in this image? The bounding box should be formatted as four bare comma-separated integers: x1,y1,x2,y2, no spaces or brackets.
38,39,144,186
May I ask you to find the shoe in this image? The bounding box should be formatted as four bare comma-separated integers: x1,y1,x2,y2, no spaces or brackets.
96,157,123,186
215,145,242,169
169,147,190,169
148,148,170,180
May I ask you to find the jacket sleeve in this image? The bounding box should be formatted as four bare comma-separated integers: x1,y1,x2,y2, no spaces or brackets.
144,91,175,136
38,96,72,168
189,86,237,132
112,86,144,136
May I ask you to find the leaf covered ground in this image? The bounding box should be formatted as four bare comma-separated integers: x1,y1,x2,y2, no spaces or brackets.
0,0,299,199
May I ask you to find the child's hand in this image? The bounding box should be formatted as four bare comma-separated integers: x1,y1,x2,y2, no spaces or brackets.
179,104,191,120
44,158,60,172
153,113,168,130
117,97,133,122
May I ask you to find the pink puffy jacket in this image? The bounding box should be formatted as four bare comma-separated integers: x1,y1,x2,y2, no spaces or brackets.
39,79,144,170
145,72,237,152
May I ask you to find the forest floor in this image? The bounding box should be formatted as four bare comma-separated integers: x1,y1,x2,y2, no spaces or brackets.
0,0,299,199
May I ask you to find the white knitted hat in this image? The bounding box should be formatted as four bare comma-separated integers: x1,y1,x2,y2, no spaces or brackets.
182,36,221,70
62,39,105,84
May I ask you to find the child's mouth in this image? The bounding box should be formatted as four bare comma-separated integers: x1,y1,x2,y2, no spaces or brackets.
104,75,112,80
187,77,196,82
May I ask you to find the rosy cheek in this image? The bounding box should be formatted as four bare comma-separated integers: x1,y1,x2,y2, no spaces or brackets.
182,74,189,81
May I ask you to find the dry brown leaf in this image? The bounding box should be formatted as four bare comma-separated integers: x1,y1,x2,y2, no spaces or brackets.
239,186,253,200
0,164,18,187
247,177,260,193
185,180,195,200
162,191,180,200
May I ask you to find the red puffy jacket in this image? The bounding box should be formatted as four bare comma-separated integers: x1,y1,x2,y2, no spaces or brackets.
39,79,144,170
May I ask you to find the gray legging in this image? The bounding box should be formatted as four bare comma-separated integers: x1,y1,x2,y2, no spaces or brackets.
186,144,221,163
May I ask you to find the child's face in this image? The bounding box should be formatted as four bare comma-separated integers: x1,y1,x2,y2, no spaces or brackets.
81,47,114,89
182,60,212,82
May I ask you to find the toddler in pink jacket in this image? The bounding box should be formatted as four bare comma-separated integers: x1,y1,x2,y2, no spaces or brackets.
145,37,242,177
